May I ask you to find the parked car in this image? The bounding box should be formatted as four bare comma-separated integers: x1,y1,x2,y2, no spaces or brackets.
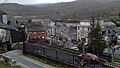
70,46,79,51
28,38,37,43
78,53,100,64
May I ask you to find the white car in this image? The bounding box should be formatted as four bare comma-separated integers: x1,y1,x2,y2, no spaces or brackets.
70,46,79,51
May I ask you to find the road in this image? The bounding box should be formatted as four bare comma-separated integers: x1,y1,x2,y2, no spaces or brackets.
2,50,54,68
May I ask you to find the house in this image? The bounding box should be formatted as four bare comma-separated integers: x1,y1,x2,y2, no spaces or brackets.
48,20,69,40
51,19,91,43
47,21,55,37
55,23,68,40
77,21,90,42
0,10,8,42
68,26,77,41
27,22,47,42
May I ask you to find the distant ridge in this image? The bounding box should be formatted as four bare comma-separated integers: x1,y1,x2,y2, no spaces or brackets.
0,0,120,19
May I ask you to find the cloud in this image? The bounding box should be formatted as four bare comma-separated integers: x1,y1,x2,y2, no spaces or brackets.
36,0,75,3
5,0,75,4
6,0,38,4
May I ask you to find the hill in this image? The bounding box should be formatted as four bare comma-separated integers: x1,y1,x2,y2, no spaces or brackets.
0,0,120,19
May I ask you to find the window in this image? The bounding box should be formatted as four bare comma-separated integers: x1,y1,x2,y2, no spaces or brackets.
42,36,45,39
88,28,90,31
81,31,86,37
37,36,40,40
34,32,36,34
108,30,110,34
34,37,36,39
38,32,40,35
29,33,32,35
80,27,82,30
78,32,80,35
42,32,44,33
82,27,84,30
78,27,80,30
84,28,87,31
81,32,84,36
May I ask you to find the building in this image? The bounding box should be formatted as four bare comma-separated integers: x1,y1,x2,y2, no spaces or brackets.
47,21,55,37
68,26,77,41
0,10,8,42
48,20,69,40
77,21,90,42
51,19,91,43
27,22,47,42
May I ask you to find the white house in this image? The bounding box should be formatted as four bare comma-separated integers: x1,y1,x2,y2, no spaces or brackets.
77,21,90,42
0,10,8,42
47,21,55,37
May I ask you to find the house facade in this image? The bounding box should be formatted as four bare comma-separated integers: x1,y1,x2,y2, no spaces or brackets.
51,19,91,43
48,20,69,40
0,10,8,42
47,21,55,37
77,21,90,43
27,22,47,42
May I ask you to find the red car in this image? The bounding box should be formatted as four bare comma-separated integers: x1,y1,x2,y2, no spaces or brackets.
28,38,37,43
78,53,100,64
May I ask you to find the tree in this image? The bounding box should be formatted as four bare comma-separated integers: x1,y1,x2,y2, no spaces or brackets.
110,13,120,62
88,17,106,55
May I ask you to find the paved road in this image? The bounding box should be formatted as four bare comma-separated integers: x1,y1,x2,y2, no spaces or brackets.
2,50,54,68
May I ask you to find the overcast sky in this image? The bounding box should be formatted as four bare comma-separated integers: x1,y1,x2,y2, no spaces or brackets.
0,0,76,4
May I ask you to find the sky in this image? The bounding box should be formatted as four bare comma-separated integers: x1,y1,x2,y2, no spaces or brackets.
0,0,76,4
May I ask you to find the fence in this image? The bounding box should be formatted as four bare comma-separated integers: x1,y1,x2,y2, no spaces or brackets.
25,43,79,67
24,43,111,68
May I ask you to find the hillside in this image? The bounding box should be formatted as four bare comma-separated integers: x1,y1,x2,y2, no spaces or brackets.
0,0,120,19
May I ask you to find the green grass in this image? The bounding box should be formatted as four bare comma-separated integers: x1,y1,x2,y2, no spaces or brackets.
25,53,69,68
0,61,22,68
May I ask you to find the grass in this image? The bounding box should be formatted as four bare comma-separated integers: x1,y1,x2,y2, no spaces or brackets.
0,48,22,68
0,48,5,54
0,61,22,68
25,53,74,68
114,57,120,63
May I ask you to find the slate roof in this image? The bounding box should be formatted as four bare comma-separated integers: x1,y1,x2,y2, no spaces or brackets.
27,22,46,32
0,22,16,30
68,26,77,36
0,10,7,15
52,19,80,23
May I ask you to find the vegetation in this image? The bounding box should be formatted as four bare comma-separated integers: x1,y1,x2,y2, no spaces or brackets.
0,48,5,54
88,17,106,55
0,61,22,68
0,0,120,19
114,58,120,63
25,53,74,68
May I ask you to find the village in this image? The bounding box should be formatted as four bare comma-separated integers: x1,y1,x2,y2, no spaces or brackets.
0,10,120,68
